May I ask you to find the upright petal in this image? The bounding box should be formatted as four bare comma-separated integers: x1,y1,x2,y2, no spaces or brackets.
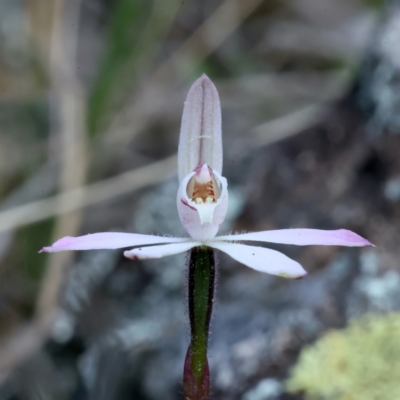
124,242,200,260
218,229,373,247
209,242,307,278
178,74,222,182
177,170,228,241
40,232,189,253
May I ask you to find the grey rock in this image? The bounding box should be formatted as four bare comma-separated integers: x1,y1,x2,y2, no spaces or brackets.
242,379,283,400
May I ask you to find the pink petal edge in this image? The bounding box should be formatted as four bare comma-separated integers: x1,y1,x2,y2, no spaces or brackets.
39,232,189,253
208,242,307,279
217,229,374,247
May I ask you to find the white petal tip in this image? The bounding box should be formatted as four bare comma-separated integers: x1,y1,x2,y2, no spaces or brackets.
277,269,307,279
39,236,76,253
39,246,61,253
334,229,374,247
124,249,148,260
194,73,213,86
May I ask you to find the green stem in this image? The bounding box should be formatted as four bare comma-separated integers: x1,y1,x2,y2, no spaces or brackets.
183,246,215,399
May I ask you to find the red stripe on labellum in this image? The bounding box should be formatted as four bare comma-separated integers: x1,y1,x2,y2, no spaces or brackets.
181,198,197,211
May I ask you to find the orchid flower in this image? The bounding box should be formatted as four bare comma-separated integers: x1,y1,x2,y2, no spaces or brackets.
40,74,372,279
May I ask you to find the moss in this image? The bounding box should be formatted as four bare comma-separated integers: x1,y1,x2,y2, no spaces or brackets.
286,313,400,400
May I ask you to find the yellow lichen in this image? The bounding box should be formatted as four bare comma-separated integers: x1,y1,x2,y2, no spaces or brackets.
286,313,400,400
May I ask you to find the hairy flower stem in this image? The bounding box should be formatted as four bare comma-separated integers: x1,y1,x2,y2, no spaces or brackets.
184,246,215,400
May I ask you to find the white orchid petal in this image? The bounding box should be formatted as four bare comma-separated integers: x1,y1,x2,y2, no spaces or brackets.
177,170,228,241
39,232,188,253
178,74,222,182
217,229,373,247
124,242,200,260
208,242,307,279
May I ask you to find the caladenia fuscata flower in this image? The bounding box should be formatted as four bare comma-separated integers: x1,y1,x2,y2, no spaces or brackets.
40,74,373,399
41,75,372,275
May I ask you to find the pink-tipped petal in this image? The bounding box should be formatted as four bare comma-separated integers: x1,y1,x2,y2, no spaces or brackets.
217,229,373,247
178,74,222,182
40,232,188,253
209,242,307,279
124,242,200,260
177,170,228,241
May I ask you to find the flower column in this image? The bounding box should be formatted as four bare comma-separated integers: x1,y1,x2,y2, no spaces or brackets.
178,75,223,399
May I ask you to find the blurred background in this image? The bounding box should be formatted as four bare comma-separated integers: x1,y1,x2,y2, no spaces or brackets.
0,0,400,399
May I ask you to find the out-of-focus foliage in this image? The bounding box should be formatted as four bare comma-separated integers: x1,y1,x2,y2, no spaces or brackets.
14,220,53,281
364,0,386,10
88,0,148,136
88,0,181,136
287,313,400,400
